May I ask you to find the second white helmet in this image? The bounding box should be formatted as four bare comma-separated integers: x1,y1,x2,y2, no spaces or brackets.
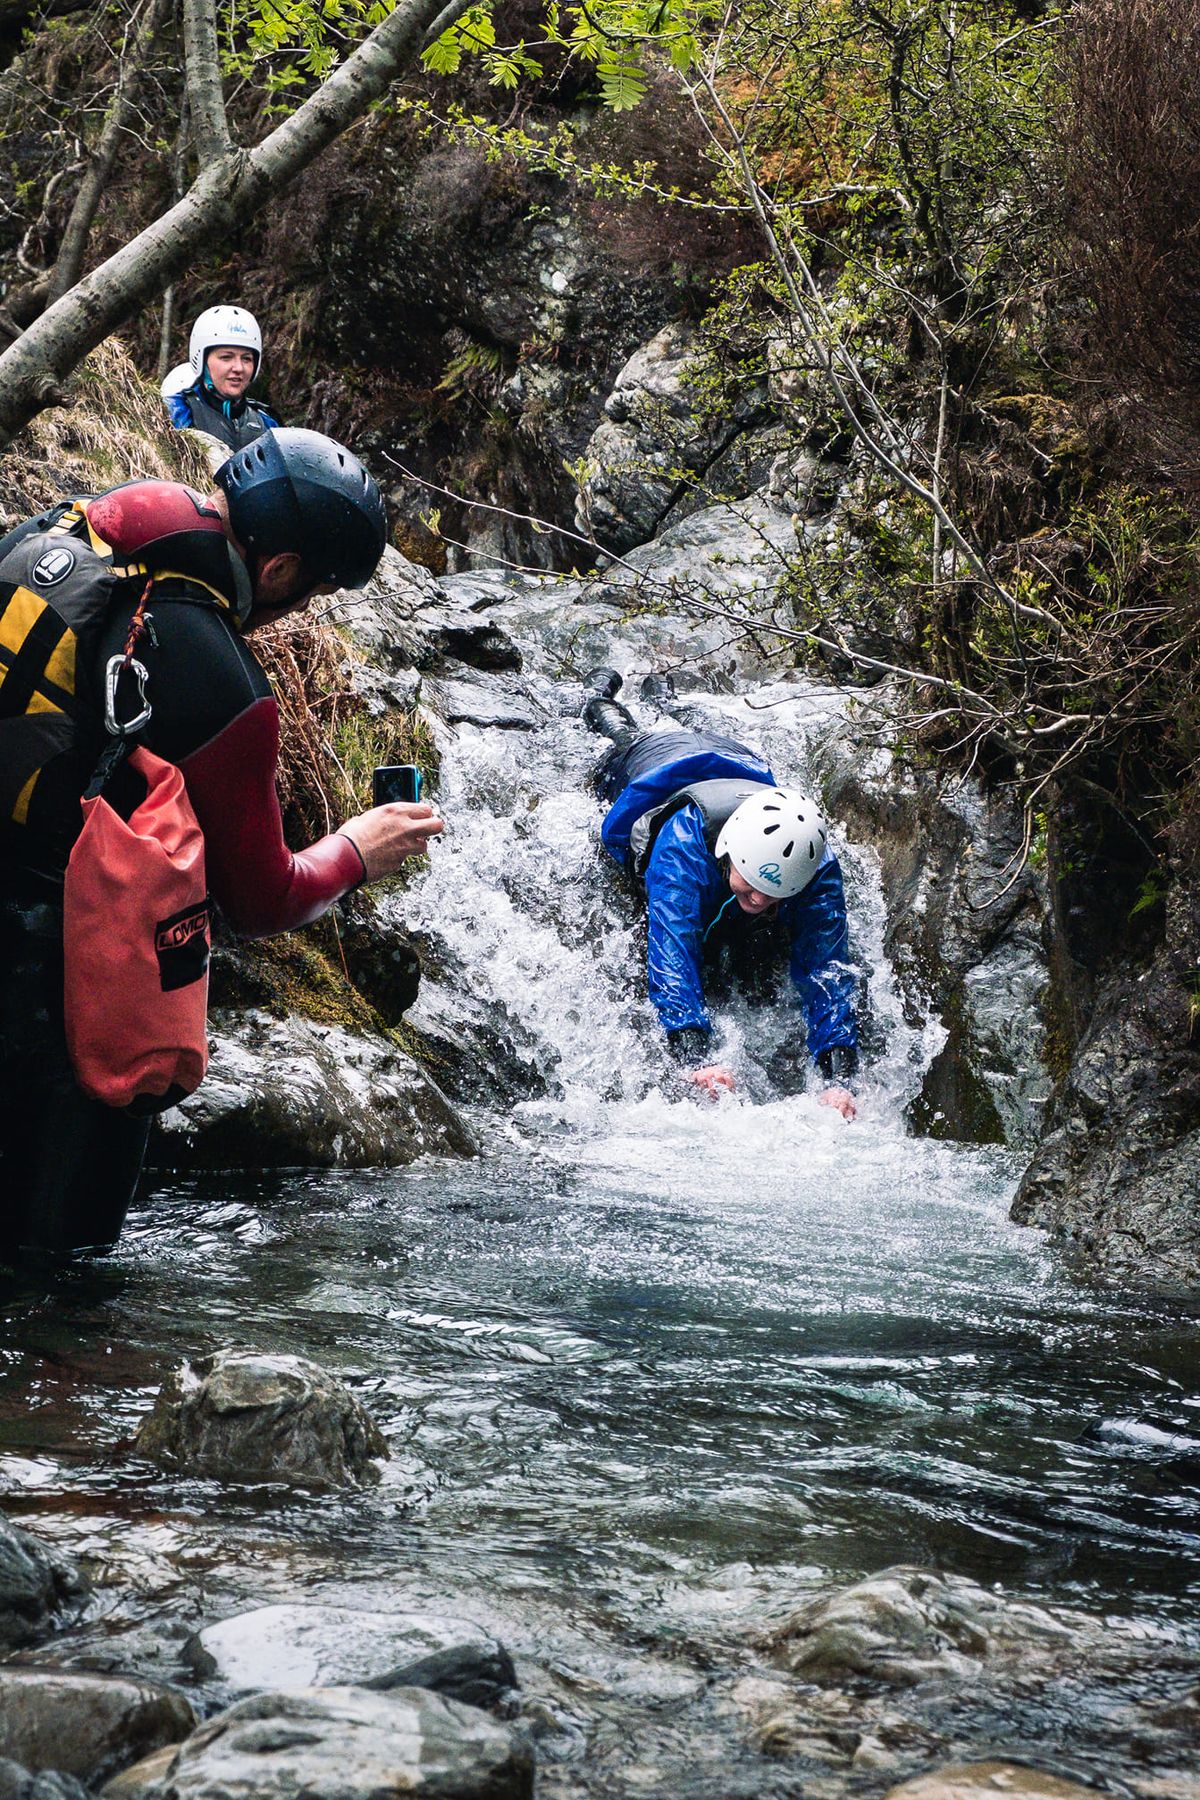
190,305,262,377
715,787,829,899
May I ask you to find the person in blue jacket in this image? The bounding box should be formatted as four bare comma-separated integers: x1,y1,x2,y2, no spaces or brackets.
585,671,859,1118
163,305,279,451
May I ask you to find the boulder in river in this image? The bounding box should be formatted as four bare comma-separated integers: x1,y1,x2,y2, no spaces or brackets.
766,1566,1077,1687
133,1350,389,1489
0,1669,194,1783
153,1009,476,1170
182,1602,514,1703
100,1686,533,1799
883,1766,1104,1800
0,1518,87,1650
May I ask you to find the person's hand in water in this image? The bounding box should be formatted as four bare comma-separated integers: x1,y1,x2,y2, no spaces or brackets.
819,1085,857,1121
689,1065,736,1099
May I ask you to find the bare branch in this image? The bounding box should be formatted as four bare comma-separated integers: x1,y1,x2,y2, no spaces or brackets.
47,0,174,307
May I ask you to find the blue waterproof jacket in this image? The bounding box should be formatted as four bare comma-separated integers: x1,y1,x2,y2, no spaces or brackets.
601,750,857,1063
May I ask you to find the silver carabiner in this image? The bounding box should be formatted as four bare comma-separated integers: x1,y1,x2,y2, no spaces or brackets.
104,654,152,738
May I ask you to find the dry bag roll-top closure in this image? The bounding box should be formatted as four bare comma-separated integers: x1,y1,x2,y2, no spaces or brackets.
63,578,211,1112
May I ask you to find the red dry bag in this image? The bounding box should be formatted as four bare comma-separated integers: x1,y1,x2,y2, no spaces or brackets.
64,745,210,1111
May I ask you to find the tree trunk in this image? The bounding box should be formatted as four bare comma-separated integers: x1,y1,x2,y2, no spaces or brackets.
0,0,471,445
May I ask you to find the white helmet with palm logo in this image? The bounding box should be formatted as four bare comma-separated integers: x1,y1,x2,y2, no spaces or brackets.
714,787,828,898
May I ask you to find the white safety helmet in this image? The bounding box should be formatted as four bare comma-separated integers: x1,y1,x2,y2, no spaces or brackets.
189,305,263,378
714,786,829,899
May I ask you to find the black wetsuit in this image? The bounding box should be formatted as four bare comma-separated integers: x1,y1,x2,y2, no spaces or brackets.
0,488,362,1256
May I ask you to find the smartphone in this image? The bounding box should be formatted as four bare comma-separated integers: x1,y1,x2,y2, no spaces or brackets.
373,763,423,806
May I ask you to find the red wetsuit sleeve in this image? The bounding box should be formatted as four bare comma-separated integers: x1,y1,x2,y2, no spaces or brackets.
180,696,365,938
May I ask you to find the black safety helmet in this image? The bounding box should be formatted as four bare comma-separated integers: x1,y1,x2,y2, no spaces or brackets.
215,428,387,591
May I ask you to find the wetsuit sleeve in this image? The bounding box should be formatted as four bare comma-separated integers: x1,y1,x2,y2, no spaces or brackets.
788,853,858,1069
180,697,365,938
643,808,715,1043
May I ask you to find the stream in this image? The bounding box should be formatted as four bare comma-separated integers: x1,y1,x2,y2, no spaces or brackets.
1,574,1198,1794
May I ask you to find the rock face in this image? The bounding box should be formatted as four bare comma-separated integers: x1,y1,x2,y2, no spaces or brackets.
133,1351,389,1489
1012,876,1200,1283
820,702,1053,1147
0,1671,194,1785
101,1686,533,1800
575,321,772,552
182,1604,512,1700
153,1010,476,1170
0,1518,87,1651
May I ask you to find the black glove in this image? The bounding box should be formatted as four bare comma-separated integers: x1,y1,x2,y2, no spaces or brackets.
666,1026,711,1066
816,1044,859,1084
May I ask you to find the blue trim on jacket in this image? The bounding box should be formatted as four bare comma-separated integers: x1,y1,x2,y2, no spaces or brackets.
165,382,279,434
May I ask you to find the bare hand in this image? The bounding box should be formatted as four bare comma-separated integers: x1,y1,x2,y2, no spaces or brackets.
818,1085,857,1121
689,1064,736,1099
338,802,444,881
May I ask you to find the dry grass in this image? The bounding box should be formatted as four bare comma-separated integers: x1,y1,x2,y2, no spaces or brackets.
251,612,435,848
0,337,212,529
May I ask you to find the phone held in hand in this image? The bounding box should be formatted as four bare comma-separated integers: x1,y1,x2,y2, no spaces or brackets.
373,764,423,807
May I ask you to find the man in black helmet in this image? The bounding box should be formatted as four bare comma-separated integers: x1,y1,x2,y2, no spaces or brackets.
0,429,441,1258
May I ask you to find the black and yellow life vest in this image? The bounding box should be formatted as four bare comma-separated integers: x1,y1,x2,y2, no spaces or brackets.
0,490,246,884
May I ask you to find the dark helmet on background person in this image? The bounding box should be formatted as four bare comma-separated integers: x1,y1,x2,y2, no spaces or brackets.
215,428,388,591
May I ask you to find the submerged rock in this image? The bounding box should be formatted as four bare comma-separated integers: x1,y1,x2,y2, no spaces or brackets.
0,1670,193,1783
766,1566,1076,1687
883,1767,1102,1800
101,1686,533,1799
368,1641,519,1715
183,1603,510,1698
154,1009,476,1170
133,1351,389,1489
0,1763,91,1800
0,1518,87,1650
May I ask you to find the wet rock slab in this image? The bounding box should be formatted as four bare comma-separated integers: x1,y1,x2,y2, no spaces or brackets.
183,1602,513,1700
0,1518,87,1650
154,1009,476,1169
101,1686,533,1799
0,1669,194,1783
133,1350,389,1489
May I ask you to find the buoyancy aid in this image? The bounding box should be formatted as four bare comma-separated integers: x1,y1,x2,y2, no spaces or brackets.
167,379,277,451
0,482,248,884
629,777,770,880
